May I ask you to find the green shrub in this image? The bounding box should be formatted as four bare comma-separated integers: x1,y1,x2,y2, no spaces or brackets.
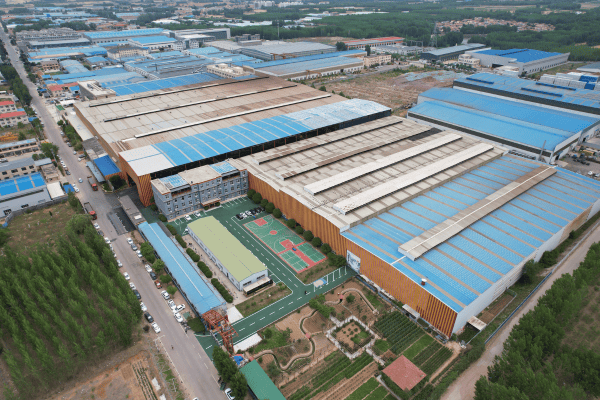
166,286,178,296
309,294,335,318
303,230,314,241
312,237,322,247
286,218,296,229
158,214,167,223
252,193,262,204
166,224,177,235
247,189,256,198
211,278,233,303
175,234,187,248
260,198,268,208
198,261,213,278
273,208,282,218
295,225,304,235
321,243,331,254
265,202,275,213
160,274,173,284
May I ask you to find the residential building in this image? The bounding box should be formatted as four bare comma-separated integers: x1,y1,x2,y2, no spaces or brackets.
0,100,17,113
0,157,38,180
47,82,79,98
0,139,38,159
363,54,391,67
0,111,28,127
35,158,60,182
458,53,480,67
40,60,60,72
106,45,149,61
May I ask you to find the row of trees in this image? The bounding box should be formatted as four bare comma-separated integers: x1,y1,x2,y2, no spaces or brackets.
0,65,31,106
475,242,600,399
0,221,141,398
213,347,248,399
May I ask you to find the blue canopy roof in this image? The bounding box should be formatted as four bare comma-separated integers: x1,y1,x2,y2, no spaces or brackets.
94,155,120,177
475,48,562,63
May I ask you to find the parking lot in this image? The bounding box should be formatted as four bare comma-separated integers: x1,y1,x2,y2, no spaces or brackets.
560,152,600,179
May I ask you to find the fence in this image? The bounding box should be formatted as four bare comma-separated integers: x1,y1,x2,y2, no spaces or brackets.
1,197,68,227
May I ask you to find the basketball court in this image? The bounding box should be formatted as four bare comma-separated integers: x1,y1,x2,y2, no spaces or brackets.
245,215,325,273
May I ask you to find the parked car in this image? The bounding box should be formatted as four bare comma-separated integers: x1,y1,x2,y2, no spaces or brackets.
129,282,136,290
151,322,161,333
127,238,134,245
117,260,123,268
66,171,71,176
167,300,176,310
93,223,99,230
133,290,141,300
79,178,83,183
140,302,147,312
105,237,111,244
145,264,152,273
150,271,157,280
136,250,143,258
174,312,183,323
144,312,154,323
155,281,162,289
123,272,130,280
98,230,104,237
194,211,202,217
131,244,138,251
225,388,235,400
184,215,192,221
174,304,185,313
161,290,170,300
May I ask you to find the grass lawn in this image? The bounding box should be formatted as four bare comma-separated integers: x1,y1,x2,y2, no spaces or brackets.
237,282,291,317
403,335,434,361
373,339,390,354
364,386,389,400
351,330,370,344
255,325,292,352
346,378,379,400
363,289,384,311
297,259,339,283
4,202,77,254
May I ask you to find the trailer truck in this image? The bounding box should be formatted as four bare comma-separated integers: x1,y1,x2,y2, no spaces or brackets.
83,202,97,220
88,176,98,191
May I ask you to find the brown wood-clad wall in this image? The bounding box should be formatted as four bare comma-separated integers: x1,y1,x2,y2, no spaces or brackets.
248,172,457,337
119,155,153,206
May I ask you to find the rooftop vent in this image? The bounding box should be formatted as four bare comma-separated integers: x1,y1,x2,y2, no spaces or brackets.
421,279,427,286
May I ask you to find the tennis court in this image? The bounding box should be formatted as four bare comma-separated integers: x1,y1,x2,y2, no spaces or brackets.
244,215,326,273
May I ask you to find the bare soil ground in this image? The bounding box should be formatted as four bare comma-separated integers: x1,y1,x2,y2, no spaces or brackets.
303,310,333,334
3,202,77,254
479,293,514,324
320,72,454,111
276,305,313,341
297,260,338,284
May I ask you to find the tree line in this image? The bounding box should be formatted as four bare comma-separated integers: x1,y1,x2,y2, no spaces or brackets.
0,219,142,399
0,65,31,106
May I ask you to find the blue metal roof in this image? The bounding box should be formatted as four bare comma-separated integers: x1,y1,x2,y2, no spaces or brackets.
234,50,364,69
138,222,225,314
132,35,176,45
256,56,362,76
107,73,224,96
85,28,164,39
0,173,45,197
121,99,391,175
210,161,237,175
93,67,128,76
148,51,184,59
185,47,221,56
344,158,600,312
454,73,600,112
420,88,599,134
94,155,120,177
409,100,578,150
87,56,107,63
159,174,188,189
475,48,563,63
29,46,107,58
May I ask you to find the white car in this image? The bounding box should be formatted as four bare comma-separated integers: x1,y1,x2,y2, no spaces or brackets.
129,282,136,290
140,302,147,312
104,237,110,244
175,304,185,313
127,238,134,245
78,178,83,183
93,223,99,230
184,215,192,221
123,272,130,280
145,264,152,273
174,312,183,323
151,322,161,333
161,291,170,300
117,260,123,268
136,250,143,258
225,388,235,400
74,187,80,193
194,211,202,217
113,252,117,258
167,300,176,310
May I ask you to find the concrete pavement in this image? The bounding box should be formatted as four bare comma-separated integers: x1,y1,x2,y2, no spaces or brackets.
0,31,225,400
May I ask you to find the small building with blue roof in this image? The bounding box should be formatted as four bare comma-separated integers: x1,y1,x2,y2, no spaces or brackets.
0,173,51,216
409,87,600,163
467,48,569,74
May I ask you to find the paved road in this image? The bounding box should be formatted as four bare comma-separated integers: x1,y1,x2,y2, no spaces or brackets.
0,31,224,400
188,198,353,357
442,218,600,400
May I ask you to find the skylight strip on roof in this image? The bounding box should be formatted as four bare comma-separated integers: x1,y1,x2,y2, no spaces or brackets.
304,133,462,196
333,143,494,215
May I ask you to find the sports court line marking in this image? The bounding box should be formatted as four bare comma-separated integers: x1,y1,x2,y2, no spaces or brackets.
260,317,265,320
279,306,284,310
250,322,255,326
269,312,274,315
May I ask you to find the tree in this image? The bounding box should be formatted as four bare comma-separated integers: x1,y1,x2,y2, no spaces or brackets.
247,189,255,199
153,259,165,274
265,202,275,213
365,45,371,56
321,243,331,254
213,346,238,382
159,274,172,284
267,361,281,377
31,153,39,161
0,229,9,248
273,208,282,218
286,218,296,229
17,132,26,140
303,230,314,241
346,294,355,304
67,214,91,234
336,41,347,51
319,85,326,91
260,198,268,208
311,237,321,247
140,242,156,263
166,286,178,296
230,372,248,399
295,225,304,235
109,175,125,190
40,142,58,160
252,192,262,204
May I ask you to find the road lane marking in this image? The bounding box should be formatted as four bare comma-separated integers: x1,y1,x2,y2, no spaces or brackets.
269,312,274,315
279,307,284,310
260,317,265,320
249,322,255,326
204,362,208,369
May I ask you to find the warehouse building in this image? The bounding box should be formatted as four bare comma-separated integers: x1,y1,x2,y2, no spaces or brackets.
28,38,91,49
232,117,600,337
421,43,486,63
0,173,51,216
74,77,390,205
106,45,150,61
84,28,165,44
189,216,268,291
466,48,569,75
128,36,184,51
539,72,600,91
123,55,214,79
343,37,404,50
453,73,600,118
103,73,225,97
138,222,226,315
239,42,337,61
151,161,249,219
253,56,363,80
408,87,600,162
28,46,107,61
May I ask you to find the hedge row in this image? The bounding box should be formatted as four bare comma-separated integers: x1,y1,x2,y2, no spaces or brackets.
166,224,177,235
198,261,213,278
186,248,200,262
175,234,187,248
211,278,233,303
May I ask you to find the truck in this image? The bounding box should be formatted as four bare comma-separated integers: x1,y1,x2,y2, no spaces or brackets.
83,202,97,220
88,176,98,191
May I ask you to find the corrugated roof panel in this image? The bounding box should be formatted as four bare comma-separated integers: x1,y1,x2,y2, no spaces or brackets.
528,188,585,213
518,194,575,220
437,243,501,282
411,196,458,218
501,203,559,233
365,219,413,245
470,221,535,257
377,214,424,237
534,183,591,209
483,217,543,247
403,202,447,223
448,235,514,274
425,191,468,210
511,199,566,227
460,173,505,191
389,207,436,231
462,229,522,264
490,209,551,241
453,178,495,195
423,251,490,293
432,186,479,206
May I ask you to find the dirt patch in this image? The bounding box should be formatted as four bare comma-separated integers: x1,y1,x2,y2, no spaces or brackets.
48,346,165,400
237,282,292,317
273,338,312,367
479,293,514,324
297,260,338,284
276,306,313,341
303,311,332,334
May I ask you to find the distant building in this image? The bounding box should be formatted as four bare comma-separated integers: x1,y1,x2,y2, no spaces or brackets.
78,80,117,101
235,33,260,42
106,45,149,61
374,45,423,56
27,38,91,50
169,28,231,48
207,64,250,79
458,53,480,67
0,111,28,127
240,41,336,61
128,36,184,51
363,54,391,67
0,100,17,114
0,173,51,216
0,139,38,159
35,158,60,182
421,43,486,63
344,36,404,50
47,82,79,98
466,48,569,75
40,60,60,72
84,28,165,44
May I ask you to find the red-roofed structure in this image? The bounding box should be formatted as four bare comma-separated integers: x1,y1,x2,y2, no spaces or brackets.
47,82,79,97
0,111,26,119
0,101,15,107
343,37,404,49
383,355,426,391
